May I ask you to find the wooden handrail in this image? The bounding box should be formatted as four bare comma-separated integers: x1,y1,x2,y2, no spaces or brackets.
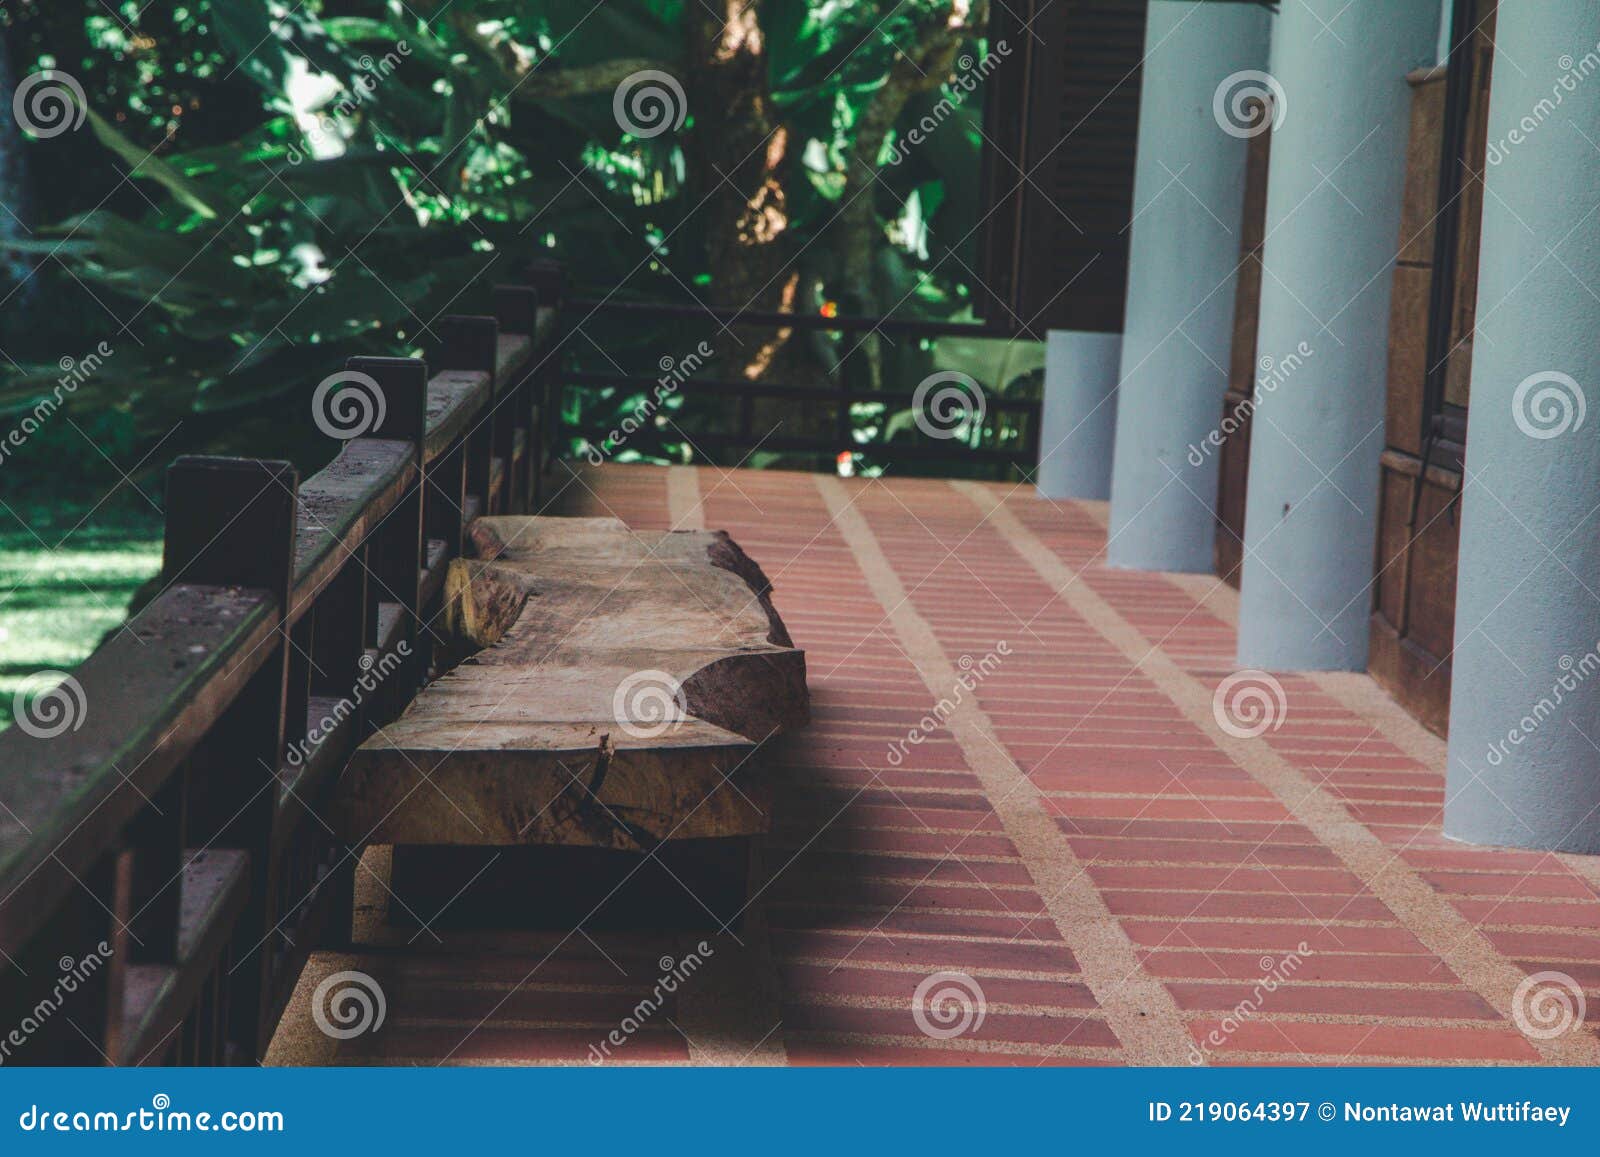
0,272,565,1066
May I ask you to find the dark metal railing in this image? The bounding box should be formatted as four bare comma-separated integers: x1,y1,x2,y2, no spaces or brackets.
565,295,1016,338
554,296,1042,476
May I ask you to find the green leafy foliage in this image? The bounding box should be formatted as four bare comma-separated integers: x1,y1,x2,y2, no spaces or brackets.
2,0,1031,485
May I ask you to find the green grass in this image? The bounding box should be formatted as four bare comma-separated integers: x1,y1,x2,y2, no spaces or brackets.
0,507,163,731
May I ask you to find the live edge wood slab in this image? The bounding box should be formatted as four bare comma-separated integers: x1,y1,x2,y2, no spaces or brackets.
331,516,808,851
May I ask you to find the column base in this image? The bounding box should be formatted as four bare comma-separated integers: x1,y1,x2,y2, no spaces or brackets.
1036,330,1121,501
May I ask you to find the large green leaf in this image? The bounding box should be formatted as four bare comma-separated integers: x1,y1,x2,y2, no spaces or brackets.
83,109,219,220
208,0,296,95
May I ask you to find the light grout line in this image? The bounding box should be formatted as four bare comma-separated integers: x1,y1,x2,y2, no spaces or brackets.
958,480,1600,1065
1164,572,1600,893
815,475,1194,1066
666,464,788,1066
1075,499,1110,531
1556,844,1600,898
666,465,706,531
1164,572,1241,630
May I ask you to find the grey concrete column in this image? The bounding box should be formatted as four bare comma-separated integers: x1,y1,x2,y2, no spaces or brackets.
1234,0,1438,669
1036,329,1121,499
1104,1,1270,571
1444,5,1600,853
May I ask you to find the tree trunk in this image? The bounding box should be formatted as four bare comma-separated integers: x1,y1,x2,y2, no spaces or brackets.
685,1,816,382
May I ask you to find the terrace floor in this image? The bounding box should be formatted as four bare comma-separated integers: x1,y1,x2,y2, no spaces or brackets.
267,463,1600,1066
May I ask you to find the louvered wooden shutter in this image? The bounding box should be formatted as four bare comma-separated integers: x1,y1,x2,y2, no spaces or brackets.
979,0,1148,337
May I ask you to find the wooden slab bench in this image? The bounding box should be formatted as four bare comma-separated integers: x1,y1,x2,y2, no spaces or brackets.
330,515,807,852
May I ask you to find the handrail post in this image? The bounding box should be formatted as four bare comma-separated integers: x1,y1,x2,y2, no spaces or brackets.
345,356,428,719
517,258,566,509
433,316,500,518
156,454,298,1062
163,456,298,612
494,285,540,514
516,257,567,308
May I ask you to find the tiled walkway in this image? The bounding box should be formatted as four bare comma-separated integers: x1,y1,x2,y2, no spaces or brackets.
269,464,1600,1066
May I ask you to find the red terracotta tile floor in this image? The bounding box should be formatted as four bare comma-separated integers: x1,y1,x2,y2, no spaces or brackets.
268,464,1600,1066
